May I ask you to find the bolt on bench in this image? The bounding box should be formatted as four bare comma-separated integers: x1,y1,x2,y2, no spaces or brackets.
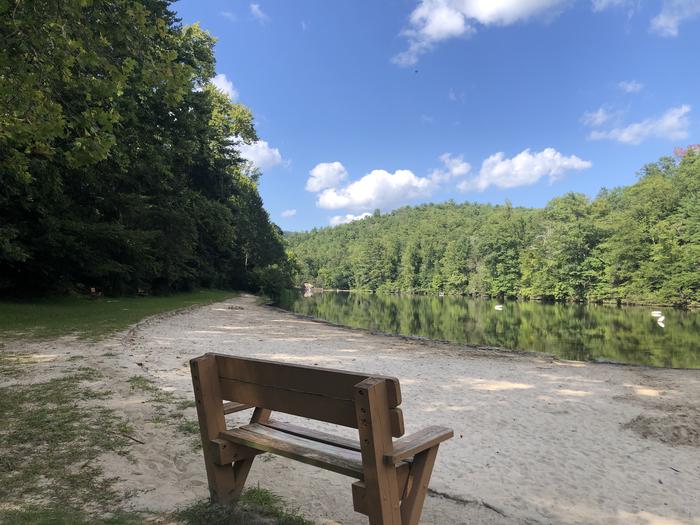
190,353,453,525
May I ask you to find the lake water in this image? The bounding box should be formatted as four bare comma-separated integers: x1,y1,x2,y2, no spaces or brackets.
276,291,700,369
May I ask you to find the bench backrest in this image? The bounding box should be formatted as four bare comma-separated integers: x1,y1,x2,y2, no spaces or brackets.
208,353,405,437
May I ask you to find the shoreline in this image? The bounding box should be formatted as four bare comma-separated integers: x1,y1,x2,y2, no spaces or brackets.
4,294,699,524
268,303,700,371
298,288,700,310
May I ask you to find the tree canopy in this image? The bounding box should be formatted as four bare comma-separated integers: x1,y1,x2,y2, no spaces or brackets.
1,0,293,296
287,151,700,306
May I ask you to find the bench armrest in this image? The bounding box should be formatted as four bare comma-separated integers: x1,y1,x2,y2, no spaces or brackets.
384,426,453,464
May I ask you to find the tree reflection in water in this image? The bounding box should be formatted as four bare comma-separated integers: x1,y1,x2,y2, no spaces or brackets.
276,291,700,369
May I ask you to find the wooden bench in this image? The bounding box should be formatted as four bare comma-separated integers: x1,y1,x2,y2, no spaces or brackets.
190,353,453,524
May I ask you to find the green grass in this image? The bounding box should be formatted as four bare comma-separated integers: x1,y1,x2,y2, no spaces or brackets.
128,375,177,404
177,488,312,525
177,419,200,435
0,289,237,340
0,506,145,525
0,368,134,519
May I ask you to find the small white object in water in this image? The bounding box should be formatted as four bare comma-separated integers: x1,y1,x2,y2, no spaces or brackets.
495,304,504,311
651,311,662,317
657,316,665,324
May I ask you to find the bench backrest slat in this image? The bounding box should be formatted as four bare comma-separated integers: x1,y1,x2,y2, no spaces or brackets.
211,354,403,435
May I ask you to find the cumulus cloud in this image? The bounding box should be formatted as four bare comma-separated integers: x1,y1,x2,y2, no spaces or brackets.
281,209,297,218
650,0,700,37
317,169,434,211
458,148,592,192
238,140,284,170
329,213,372,226
250,3,269,22
306,162,348,192
394,0,568,66
211,73,238,101
430,153,471,183
589,105,691,145
619,80,643,93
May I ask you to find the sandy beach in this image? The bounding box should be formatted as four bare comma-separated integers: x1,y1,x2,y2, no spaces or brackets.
5,294,700,524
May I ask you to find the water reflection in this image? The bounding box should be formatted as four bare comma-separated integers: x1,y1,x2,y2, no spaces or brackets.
276,291,700,369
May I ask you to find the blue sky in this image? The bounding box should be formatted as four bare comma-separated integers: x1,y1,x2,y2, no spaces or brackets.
174,0,700,231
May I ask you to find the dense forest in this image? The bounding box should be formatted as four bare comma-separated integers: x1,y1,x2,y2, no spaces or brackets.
1,0,293,296
287,151,700,306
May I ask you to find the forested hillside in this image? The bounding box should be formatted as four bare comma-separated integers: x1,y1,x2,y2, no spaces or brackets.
287,152,700,306
0,0,292,296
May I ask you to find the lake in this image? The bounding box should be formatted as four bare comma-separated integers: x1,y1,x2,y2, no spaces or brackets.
276,291,700,369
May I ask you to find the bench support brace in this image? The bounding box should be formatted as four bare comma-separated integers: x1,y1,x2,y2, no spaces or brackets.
230,407,271,500
355,378,402,525
191,355,238,504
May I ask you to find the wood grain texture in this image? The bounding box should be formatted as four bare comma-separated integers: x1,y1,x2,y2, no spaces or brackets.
213,353,401,406
190,355,237,504
385,426,453,464
261,419,361,451
355,378,402,525
352,462,411,516
218,377,358,428
222,401,252,414
220,423,364,478
400,446,439,525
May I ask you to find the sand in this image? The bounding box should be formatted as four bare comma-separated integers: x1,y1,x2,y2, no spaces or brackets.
4,293,700,524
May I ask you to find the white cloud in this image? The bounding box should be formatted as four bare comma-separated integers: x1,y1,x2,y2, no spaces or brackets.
459,148,592,192
650,0,700,37
589,105,691,145
329,213,372,226
221,11,236,22
211,73,238,101
582,107,615,127
618,80,643,93
250,3,269,22
317,169,434,211
239,140,284,170
394,0,568,66
281,209,297,218
430,153,471,183
591,0,630,12
306,162,348,192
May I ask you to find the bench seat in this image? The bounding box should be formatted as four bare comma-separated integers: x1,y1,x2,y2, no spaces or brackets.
220,421,364,478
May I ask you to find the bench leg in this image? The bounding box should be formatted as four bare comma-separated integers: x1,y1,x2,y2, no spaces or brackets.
355,378,402,525
191,355,237,504
400,446,439,525
230,407,272,500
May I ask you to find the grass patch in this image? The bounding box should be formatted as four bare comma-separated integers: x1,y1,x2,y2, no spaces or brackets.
0,289,238,340
128,375,177,404
177,419,200,435
177,488,312,525
0,506,145,525
128,375,199,448
176,399,197,410
0,368,135,520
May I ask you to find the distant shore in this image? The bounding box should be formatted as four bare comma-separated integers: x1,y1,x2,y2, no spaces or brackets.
299,286,700,309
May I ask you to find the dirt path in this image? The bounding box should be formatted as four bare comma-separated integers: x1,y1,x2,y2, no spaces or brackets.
6,294,700,524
